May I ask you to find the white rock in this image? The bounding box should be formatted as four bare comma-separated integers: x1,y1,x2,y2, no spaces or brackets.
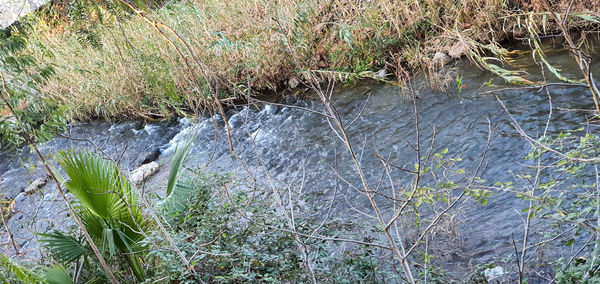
288,77,300,89
374,68,389,79
130,162,160,184
484,266,504,282
448,42,467,59
0,115,17,124
432,52,452,67
1,0,50,28
25,178,46,194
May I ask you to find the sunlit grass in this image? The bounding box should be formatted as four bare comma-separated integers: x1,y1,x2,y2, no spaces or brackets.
21,0,599,120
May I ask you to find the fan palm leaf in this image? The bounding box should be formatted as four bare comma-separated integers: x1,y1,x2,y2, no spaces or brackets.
56,150,135,220
41,266,75,284
158,139,194,221
0,252,44,283
38,231,90,264
56,150,147,281
166,138,193,197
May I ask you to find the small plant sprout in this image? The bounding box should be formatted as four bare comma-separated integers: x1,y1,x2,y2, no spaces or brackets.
456,74,463,95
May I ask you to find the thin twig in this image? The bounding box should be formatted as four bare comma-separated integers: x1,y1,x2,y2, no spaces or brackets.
495,94,600,163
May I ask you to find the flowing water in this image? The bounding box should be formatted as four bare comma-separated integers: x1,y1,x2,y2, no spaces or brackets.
1,43,599,277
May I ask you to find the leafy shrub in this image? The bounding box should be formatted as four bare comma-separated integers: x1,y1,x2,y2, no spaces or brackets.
143,170,395,283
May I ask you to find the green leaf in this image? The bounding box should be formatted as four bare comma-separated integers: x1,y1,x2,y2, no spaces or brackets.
0,252,44,283
41,266,74,284
55,150,147,280
566,239,575,247
158,136,196,224
166,137,194,197
56,151,134,221
573,13,600,23
38,231,89,264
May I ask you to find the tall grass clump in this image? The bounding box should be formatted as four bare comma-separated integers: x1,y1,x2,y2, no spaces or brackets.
15,0,600,120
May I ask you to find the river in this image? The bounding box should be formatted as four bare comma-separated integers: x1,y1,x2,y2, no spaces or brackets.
1,42,599,279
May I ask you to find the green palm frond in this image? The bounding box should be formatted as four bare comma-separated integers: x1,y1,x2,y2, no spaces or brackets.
56,150,146,243
159,139,194,220
41,266,74,284
124,253,145,283
1,252,75,284
166,138,194,197
56,150,134,220
56,150,147,281
160,181,194,221
38,231,89,264
0,252,44,283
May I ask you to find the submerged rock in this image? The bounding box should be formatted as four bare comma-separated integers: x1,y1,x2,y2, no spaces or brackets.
135,148,161,167
130,162,160,184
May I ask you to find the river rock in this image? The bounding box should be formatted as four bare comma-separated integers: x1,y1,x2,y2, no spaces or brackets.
24,178,47,194
130,162,160,184
135,148,161,167
0,115,17,124
288,77,299,89
483,266,505,282
374,68,389,79
228,113,243,129
448,42,466,59
432,51,452,67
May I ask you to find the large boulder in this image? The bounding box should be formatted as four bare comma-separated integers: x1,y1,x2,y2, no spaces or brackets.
130,162,160,184
135,148,161,167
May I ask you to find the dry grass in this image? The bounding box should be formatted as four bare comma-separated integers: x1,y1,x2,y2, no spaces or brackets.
19,0,600,120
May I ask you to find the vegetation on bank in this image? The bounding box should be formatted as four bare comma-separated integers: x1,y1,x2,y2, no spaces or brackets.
2,0,598,120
